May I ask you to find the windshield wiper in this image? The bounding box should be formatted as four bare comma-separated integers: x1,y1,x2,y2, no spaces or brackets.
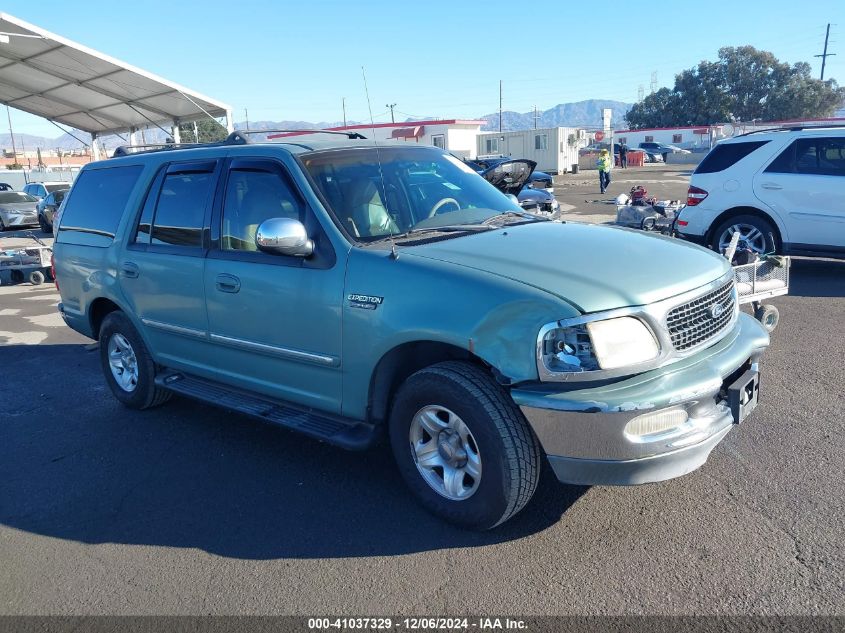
368,224,493,245
482,211,548,225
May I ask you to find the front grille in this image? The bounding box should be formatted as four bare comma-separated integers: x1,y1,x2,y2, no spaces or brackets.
666,280,735,351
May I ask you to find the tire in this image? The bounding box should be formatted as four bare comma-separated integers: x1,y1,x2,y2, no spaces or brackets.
754,304,780,332
389,361,541,530
0,218,5,231
38,214,50,234
711,214,778,255
28,270,44,285
98,311,172,410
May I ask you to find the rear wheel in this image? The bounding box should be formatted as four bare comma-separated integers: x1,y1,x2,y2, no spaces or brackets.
99,311,172,409
755,304,780,332
389,361,542,530
711,214,778,255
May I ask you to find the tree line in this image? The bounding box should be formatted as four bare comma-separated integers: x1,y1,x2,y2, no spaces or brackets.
625,46,845,129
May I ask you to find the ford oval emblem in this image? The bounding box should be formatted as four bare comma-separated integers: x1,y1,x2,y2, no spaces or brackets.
709,303,725,319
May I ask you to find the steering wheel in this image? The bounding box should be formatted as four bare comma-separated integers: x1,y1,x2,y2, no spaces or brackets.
428,197,460,218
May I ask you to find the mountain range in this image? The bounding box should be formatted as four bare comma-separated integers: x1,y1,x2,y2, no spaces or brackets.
0,99,634,150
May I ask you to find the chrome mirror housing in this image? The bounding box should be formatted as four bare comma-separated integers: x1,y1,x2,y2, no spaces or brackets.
255,217,314,257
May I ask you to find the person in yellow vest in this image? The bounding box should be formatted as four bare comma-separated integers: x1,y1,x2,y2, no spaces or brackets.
597,148,612,194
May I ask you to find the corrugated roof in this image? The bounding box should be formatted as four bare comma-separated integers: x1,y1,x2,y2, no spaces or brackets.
0,12,232,136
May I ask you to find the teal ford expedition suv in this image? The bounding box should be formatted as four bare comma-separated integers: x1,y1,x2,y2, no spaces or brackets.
53,133,769,529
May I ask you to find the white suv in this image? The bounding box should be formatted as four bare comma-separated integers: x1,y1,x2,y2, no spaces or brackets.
676,126,845,258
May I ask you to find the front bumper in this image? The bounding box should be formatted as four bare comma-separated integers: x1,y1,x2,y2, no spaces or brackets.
511,313,769,486
0,211,38,227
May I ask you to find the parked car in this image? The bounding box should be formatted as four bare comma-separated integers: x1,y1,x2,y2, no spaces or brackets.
22,181,70,201
464,156,554,192
638,142,691,162
475,159,559,214
0,191,40,231
36,188,69,233
676,125,845,259
53,135,769,530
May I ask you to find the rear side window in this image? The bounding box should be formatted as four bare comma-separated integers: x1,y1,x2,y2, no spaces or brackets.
695,141,769,174
151,173,212,247
141,161,217,248
766,137,845,176
58,165,143,238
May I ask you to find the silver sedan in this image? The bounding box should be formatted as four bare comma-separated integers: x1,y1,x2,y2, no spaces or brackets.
0,191,40,231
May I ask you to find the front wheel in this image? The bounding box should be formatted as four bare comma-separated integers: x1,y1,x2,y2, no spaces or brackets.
389,361,542,530
38,214,50,234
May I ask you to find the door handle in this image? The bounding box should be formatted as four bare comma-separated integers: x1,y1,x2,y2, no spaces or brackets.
120,262,140,279
215,273,241,293
760,183,783,190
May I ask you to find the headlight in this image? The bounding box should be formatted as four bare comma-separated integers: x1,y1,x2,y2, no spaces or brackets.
538,316,660,378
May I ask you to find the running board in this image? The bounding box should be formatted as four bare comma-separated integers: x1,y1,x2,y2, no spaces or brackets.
155,372,377,450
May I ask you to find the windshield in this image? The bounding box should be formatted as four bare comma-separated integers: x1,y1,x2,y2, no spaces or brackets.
0,192,37,203
302,146,522,241
46,184,69,193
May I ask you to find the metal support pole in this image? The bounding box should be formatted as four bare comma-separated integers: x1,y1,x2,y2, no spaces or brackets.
171,120,181,143
224,110,234,133
91,132,101,161
128,126,137,147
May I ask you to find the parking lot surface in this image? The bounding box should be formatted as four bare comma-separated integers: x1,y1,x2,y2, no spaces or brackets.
1,170,844,615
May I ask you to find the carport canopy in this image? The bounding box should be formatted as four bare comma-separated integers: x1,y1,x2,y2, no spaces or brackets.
0,12,233,157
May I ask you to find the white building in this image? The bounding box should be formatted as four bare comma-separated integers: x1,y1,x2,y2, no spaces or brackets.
476,127,583,174
613,116,845,151
271,119,486,158
611,125,722,150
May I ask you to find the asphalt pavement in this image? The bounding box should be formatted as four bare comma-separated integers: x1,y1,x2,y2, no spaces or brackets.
1,177,844,615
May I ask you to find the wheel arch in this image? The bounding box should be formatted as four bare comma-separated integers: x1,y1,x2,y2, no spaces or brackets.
88,297,124,340
368,341,486,426
706,206,784,250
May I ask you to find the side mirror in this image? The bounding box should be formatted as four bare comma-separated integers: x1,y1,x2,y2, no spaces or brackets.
255,217,314,257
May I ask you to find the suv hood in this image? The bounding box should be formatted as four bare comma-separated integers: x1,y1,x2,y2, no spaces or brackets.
404,222,730,313
480,159,537,195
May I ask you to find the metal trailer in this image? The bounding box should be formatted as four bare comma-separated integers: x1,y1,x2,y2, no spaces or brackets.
732,257,790,332
0,232,53,286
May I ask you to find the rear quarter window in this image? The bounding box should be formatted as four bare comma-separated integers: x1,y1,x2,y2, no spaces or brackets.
694,140,769,174
57,165,143,246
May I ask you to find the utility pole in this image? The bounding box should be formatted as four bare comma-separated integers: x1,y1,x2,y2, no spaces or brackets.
342,97,347,126
815,23,836,80
499,80,503,133
6,106,17,162
244,108,250,131
386,103,396,123
533,105,539,129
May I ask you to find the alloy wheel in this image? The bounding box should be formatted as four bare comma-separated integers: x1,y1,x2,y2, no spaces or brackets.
409,405,482,501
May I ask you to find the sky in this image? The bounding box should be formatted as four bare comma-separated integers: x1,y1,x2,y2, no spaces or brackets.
1,0,843,138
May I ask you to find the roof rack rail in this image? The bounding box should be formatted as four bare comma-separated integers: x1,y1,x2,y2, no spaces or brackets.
233,128,368,140
734,123,845,138
111,128,367,158
112,136,248,158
